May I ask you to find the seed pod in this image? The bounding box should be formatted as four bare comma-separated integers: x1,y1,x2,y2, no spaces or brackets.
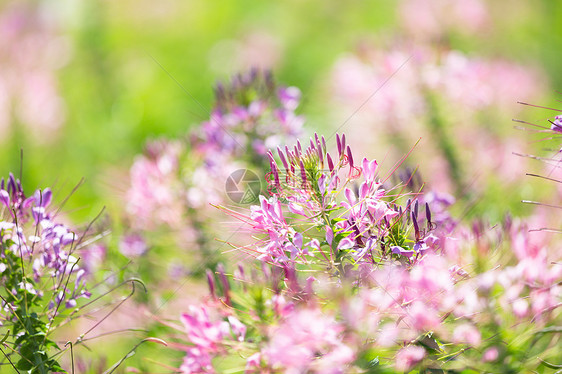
206,269,216,299
336,133,342,156
425,202,432,228
216,263,231,306
327,152,334,172
405,198,411,225
412,211,420,242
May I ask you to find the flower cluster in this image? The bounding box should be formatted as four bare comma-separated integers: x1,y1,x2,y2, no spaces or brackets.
172,134,561,373
230,133,443,270
188,69,303,207
123,70,304,263
126,139,185,230
330,43,543,196
178,304,246,373
194,69,303,167
0,173,93,372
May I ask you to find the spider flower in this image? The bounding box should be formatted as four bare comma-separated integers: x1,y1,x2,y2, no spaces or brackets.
0,173,98,372
225,133,442,271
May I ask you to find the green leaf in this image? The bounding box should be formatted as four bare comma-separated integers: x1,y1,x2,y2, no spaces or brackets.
16,357,33,370
0,329,9,344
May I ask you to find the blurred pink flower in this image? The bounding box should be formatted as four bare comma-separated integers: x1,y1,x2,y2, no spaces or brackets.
395,345,426,372
263,308,354,373
119,234,147,257
482,346,499,362
0,2,69,141
399,0,489,40
452,323,482,346
126,139,185,230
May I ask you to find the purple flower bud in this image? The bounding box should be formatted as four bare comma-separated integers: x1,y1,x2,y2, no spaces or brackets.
294,145,301,159
321,135,326,153
316,143,323,163
206,269,216,299
299,160,307,185
305,276,316,296
425,202,432,227
0,189,10,208
283,265,301,294
215,82,225,101
267,150,275,164
412,211,420,241
336,133,342,157
261,261,271,281
341,133,346,154
326,153,334,172
7,173,16,196
314,133,322,155
277,147,289,170
405,199,411,225
296,139,302,152
272,164,280,187
217,263,231,306
271,265,282,294
285,145,292,161
237,263,245,282
40,188,52,207
346,146,354,168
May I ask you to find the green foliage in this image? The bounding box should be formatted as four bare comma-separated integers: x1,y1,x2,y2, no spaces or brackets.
1,241,66,373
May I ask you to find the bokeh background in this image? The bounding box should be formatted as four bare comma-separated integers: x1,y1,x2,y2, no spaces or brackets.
1,0,561,222
1,0,562,370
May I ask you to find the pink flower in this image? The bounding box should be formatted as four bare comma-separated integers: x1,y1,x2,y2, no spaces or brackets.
245,352,261,373
0,2,69,141
119,234,147,257
180,347,214,374
395,346,426,372
181,306,230,353
179,304,248,373
399,0,489,40
452,323,481,346
512,299,529,318
263,308,354,372
126,139,184,229
482,347,499,362
249,196,309,263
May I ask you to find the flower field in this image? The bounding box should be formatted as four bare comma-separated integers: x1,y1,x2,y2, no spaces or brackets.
0,0,561,373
